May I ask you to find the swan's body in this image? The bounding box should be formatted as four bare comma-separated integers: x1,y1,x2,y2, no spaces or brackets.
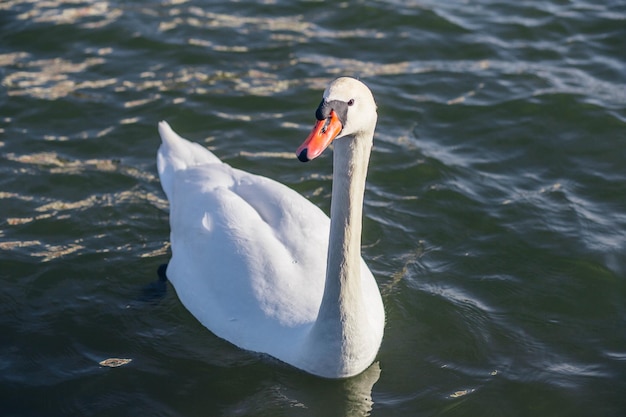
157,77,384,378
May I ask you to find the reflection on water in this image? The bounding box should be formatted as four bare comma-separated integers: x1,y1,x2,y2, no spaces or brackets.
222,362,381,416
3,0,122,28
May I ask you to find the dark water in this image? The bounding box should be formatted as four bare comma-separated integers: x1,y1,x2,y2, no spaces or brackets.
1,0,626,415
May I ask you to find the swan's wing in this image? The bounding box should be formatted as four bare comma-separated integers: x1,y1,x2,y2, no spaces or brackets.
167,164,330,349
157,123,330,352
231,170,330,275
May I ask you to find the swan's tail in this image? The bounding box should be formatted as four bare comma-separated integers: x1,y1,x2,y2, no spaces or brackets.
157,121,221,199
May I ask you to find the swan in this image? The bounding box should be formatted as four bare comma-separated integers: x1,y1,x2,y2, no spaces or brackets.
157,77,384,378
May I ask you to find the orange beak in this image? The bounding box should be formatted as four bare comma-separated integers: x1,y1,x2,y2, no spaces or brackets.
296,110,343,162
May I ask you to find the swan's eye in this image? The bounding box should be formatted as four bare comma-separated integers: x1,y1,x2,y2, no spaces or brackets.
347,99,355,106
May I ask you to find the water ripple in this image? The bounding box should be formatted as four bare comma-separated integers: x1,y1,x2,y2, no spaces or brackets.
2,0,626,415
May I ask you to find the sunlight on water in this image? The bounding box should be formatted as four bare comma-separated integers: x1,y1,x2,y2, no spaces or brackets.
1,0,625,415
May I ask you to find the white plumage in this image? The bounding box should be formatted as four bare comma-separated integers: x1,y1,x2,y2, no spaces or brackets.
157,77,384,378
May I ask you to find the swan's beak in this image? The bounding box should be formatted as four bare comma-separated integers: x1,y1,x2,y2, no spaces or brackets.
296,110,343,162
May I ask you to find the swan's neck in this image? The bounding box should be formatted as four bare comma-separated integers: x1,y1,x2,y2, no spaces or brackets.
305,132,374,376
324,136,371,314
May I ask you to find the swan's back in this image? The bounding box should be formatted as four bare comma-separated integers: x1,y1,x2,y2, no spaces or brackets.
156,121,332,360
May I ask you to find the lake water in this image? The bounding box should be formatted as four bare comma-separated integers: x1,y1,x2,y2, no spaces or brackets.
1,0,625,416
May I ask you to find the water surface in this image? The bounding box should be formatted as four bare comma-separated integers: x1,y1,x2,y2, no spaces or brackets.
1,0,626,416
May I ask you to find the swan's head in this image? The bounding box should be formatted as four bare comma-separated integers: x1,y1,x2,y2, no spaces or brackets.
296,77,377,162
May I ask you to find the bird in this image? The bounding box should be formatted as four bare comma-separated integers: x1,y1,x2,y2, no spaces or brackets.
156,77,384,379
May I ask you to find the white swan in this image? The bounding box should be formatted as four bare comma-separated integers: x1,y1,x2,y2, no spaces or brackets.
157,77,384,378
